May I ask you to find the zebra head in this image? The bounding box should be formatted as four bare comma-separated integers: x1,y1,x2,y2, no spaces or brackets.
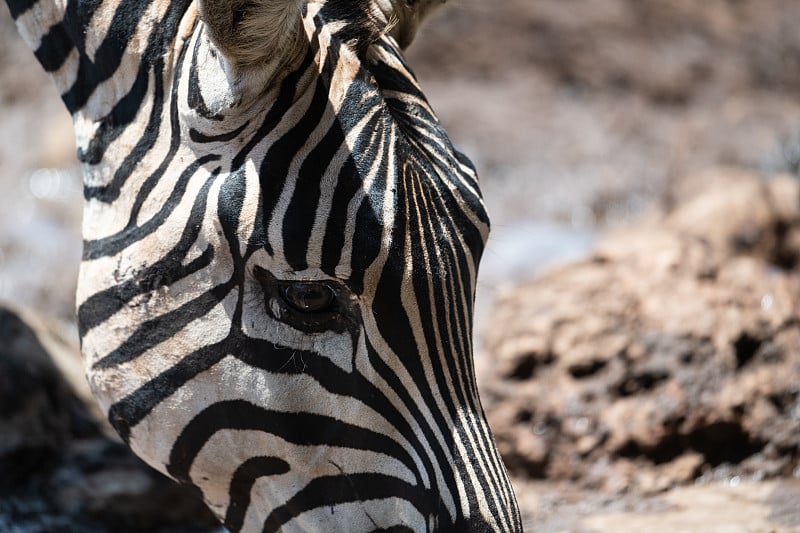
72,0,521,531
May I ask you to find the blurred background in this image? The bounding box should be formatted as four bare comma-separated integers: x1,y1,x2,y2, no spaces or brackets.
1,0,799,531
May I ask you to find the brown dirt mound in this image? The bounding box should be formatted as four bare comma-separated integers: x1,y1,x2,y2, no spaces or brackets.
483,170,800,494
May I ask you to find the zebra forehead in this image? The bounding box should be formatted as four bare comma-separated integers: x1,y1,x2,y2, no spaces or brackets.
178,11,489,281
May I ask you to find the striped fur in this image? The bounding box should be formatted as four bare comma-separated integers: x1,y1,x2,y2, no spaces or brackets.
7,0,522,530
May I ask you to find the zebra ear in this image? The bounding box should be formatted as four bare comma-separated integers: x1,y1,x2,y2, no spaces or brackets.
197,0,306,68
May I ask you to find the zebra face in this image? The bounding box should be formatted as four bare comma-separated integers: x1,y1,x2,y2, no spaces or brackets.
73,1,521,531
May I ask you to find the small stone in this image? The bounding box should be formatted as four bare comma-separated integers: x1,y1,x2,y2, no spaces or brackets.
661,453,704,484
576,435,601,456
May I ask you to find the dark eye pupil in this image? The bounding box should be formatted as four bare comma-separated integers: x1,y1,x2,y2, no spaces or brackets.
283,283,335,313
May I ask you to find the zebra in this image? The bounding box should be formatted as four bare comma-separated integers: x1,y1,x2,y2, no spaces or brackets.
6,0,523,530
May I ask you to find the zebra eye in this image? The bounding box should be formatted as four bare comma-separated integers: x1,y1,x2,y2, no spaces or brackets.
252,267,353,332
282,282,336,313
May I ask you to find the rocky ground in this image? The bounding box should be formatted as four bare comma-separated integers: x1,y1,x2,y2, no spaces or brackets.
2,0,800,531
487,172,800,488
483,171,800,531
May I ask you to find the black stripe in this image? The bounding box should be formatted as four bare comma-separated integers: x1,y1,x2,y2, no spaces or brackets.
224,456,290,532
216,167,248,268
346,124,387,293
320,156,359,275
453,148,483,196
77,53,158,167
82,158,220,260
189,120,249,143
368,55,425,102
166,401,421,487
62,0,152,112
81,13,194,199
107,340,231,442
92,277,236,370
263,74,329,268
34,23,74,72
78,174,217,336
262,473,427,532
62,0,190,113
280,117,342,270
187,25,223,121
6,0,36,19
